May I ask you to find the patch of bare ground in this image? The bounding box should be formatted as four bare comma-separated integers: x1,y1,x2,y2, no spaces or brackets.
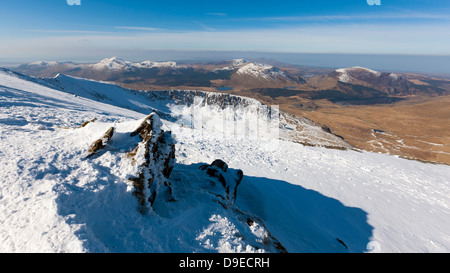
297,95,450,165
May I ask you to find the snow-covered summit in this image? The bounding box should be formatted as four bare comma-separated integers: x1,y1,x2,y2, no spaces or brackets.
335,66,381,83
232,58,248,66
91,57,184,71
24,57,183,72
28,61,60,67
92,57,132,71
133,60,179,69
336,66,381,76
236,62,286,80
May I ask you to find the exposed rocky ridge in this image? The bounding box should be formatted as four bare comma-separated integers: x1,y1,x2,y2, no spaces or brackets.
126,113,176,213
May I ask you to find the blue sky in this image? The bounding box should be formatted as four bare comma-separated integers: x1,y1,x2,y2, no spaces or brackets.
1,0,450,67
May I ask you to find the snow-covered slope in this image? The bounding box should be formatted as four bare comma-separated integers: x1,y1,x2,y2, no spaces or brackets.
1,68,449,253
335,66,381,83
91,57,181,71
45,73,349,149
236,63,286,80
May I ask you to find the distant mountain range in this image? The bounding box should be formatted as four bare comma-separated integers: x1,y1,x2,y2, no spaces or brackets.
14,57,450,103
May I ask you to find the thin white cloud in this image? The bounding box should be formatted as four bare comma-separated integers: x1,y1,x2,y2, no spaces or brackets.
1,23,449,60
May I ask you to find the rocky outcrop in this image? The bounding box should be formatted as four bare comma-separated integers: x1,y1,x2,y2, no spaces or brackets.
127,113,176,214
197,159,287,253
86,126,115,158
199,159,243,205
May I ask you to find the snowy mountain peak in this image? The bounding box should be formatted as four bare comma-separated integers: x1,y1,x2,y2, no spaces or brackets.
90,57,183,71
232,58,248,66
335,66,381,83
92,57,131,71
389,72,399,80
133,60,179,69
236,62,286,80
336,66,381,75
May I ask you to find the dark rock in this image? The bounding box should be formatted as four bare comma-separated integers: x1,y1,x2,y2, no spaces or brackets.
86,126,114,158
198,159,243,204
79,118,97,128
210,159,228,172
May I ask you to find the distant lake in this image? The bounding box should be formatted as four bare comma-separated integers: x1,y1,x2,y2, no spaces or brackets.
216,87,233,91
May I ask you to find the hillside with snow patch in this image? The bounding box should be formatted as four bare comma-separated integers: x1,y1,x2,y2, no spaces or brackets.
0,68,449,253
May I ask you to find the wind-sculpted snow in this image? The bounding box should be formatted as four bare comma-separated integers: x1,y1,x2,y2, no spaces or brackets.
1,68,449,253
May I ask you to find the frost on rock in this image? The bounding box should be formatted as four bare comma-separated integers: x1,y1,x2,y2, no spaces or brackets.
127,113,176,214
196,159,287,253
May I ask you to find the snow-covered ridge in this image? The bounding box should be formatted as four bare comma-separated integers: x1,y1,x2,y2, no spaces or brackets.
91,57,182,71
232,58,248,66
28,61,60,67
213,58,249,71
92,57,131,71
335,66,381,83
45,73,349,148
389,72,399,80
133,60,178,69
336,66,381,76
236,62,286,80
25,57,183,72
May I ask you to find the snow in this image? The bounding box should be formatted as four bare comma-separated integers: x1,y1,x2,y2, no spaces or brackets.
213,58,248,72
232,58,248,66
92,57,132,71
336,66,381,76
40,57,184,72
28,61,59,67
389,73,399,80
0,68,449,253
236,63,286,80
133,60,179,69
24,57,184,72
45,73,348,148
336,66,382,82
